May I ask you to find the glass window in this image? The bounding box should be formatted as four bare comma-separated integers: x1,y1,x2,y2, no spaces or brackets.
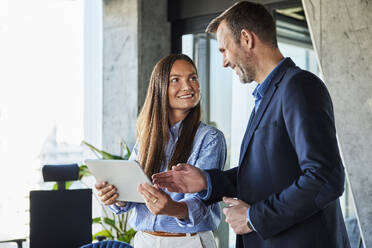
181,34,194,60
209,38,232,163
278,41,321,76
0,0,85,240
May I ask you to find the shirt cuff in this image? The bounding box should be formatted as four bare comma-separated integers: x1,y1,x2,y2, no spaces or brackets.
247,207,256,231
176,198,207,227
108,202,134,214
197,171,212,200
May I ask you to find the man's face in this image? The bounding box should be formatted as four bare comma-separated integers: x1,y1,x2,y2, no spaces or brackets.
216,21,256,83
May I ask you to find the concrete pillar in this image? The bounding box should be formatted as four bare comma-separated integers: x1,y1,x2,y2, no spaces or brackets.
102,0,170,154
302,0,372,246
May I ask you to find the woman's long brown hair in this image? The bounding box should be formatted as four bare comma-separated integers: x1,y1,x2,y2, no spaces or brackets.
137,54,201,178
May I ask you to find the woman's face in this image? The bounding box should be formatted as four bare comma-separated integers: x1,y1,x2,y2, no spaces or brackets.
168,59,200,113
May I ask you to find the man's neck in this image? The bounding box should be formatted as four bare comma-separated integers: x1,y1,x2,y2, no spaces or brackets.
255,48,284,84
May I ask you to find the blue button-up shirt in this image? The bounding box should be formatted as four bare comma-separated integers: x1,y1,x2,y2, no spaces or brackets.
109,121,226,233
252,58,286,113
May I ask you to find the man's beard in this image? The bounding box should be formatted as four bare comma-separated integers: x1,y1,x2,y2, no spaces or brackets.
238,64,255,84
236,53,256,84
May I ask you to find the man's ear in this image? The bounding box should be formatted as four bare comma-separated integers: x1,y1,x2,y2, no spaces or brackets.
240,29,254,49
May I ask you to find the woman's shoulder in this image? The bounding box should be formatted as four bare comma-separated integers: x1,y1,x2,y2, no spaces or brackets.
195,122,225,143
187,122,226,164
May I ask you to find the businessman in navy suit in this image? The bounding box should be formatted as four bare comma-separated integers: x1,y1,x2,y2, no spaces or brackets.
153,1,350,247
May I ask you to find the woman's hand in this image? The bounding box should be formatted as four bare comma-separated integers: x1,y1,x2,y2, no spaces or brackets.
138,183,188,219
95,181,126,207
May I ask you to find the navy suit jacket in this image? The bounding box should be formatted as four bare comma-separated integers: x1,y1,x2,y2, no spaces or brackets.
205,58,350,247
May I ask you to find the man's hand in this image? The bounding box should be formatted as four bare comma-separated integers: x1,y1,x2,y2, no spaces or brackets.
152,163,207,193
223,197,253,235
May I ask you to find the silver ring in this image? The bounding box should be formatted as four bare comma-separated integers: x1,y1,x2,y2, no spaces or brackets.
152,198,158,204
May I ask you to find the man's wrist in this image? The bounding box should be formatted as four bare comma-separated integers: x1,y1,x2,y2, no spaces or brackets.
198,171,212,200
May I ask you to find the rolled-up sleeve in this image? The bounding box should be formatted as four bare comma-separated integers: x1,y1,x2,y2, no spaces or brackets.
109,202,137,214
176,130,226,226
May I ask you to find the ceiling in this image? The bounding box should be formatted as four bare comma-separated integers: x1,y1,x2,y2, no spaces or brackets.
276,6,305,21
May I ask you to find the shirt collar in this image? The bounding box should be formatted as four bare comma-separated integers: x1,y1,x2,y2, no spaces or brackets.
252,57,286,101
169,121,182,141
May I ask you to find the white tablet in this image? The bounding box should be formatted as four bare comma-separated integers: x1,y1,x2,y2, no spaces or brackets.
85,159,152,203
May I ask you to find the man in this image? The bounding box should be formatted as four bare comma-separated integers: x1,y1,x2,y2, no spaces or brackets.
153,1,350,248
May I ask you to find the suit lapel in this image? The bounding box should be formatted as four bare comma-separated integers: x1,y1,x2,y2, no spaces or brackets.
238,58,295,166
238,83,277,165
238,107,255,165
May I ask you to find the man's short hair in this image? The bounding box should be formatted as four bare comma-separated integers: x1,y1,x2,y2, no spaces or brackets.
206,1,278,47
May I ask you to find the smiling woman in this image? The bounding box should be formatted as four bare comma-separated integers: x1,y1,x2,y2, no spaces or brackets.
137,55,203,178
95,54,227,248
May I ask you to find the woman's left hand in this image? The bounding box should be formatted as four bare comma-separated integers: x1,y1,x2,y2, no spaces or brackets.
138,183,188,219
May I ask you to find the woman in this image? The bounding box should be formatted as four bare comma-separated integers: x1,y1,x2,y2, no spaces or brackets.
95,54,226,248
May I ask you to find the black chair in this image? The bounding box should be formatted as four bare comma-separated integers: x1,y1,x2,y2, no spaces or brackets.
80,240,133,248
0,238,26,248
29,164,92,248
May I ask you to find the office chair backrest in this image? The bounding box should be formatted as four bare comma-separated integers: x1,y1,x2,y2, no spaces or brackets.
30,164,92,248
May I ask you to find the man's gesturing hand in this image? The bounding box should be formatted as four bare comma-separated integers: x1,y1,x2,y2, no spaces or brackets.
152,163,207,193
223,197,253,235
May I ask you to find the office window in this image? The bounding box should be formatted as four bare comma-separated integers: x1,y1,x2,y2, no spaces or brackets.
0,0,86,241
278,41,320,76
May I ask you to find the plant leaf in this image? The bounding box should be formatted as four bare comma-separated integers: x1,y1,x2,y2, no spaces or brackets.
103,217,120,233
120,138,131,160
52,181,72,190
65,181,73,189
121,228,136,243
92,217,102,224
92,229,113,241
81,140,123,160
78,165,91,180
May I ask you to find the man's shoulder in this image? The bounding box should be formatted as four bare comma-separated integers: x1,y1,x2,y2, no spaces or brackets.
281,66,324,89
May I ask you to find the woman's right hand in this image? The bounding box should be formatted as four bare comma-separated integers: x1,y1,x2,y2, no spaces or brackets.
95,181,126,207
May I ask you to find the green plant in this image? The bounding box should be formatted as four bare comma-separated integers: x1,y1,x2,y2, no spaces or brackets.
82,139,136,243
